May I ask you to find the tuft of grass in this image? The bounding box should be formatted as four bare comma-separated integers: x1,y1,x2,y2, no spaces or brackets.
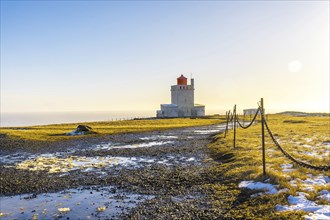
0,117,225,142
283,120,307,124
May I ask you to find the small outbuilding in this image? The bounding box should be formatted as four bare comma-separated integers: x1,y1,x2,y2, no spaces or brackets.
243,109,260,116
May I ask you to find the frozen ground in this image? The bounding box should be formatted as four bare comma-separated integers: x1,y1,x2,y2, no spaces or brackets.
276,192,330,220
281,174,330,219
239,174,330,219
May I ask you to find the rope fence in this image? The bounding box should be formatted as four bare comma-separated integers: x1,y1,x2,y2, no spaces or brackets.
222,98,330,174
236,108,260,129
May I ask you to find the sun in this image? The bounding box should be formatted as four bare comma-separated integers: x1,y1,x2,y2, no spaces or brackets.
288,60,303,73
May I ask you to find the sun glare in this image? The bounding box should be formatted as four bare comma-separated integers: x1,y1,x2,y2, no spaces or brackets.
288,60,303,73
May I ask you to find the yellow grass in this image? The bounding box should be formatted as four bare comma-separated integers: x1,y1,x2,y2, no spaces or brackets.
0,117,225,141
205,113,329,218
209,113,330,198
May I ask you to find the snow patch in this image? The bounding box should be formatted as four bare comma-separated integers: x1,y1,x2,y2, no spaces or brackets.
281,164,295,173
318,190,330,202
186,157,195,162
276,192,330,219
238,181,278,194
309,175,327,184
303,151,324,159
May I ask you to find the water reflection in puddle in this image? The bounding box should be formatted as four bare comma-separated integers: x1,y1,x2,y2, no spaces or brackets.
11,155,198,173
0,141,176,165
0,186,153,220
194,130,221,134
140,135,178,140
113,141,175,149
95,141,175,150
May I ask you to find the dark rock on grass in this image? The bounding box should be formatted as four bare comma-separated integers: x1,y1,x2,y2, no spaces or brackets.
66,125,96,136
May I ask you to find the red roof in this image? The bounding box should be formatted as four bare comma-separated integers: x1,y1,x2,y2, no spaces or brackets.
177,74,187,85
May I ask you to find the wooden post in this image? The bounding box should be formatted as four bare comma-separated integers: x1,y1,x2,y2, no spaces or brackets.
233,105,237,149
224,111,228,138
243,113,245,126
261,98,266,176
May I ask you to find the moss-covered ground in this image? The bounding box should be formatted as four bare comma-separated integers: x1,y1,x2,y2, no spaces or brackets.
0,117,225,142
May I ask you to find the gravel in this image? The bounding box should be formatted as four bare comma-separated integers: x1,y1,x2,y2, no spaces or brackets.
0,123,237,219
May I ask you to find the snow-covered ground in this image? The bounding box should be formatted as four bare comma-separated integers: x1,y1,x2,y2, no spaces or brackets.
282,174,329,219
238,181,278,194
239,175,330,219
276,192,330,220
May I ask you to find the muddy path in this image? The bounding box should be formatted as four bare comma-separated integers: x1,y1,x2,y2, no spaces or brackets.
0,123,232,219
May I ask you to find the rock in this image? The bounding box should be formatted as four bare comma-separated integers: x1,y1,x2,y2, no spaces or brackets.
66,125,95,136
76,125,93,132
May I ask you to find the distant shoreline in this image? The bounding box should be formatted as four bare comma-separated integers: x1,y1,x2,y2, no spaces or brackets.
0,110,225,127
1,110,328,127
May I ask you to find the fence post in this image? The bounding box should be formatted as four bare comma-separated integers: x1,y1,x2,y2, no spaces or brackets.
224,111,228,138
261,98,266,176
233,105,237,149
243,113,245,126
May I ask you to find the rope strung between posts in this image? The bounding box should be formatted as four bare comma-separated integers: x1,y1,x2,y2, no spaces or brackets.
261,111,330,171
235,108,260,129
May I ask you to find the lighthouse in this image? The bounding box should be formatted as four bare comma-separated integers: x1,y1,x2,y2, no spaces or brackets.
157,75,205,117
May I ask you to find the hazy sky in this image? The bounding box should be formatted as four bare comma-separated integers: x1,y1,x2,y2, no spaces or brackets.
1,1,329,114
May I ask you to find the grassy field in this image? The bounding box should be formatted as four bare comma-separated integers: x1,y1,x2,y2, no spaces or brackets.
0,117,225,142
207,113,330,218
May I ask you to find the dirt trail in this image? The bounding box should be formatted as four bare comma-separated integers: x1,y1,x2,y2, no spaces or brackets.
1,123,232,219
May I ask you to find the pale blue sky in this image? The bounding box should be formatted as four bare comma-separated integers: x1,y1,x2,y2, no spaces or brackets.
1,1,329,113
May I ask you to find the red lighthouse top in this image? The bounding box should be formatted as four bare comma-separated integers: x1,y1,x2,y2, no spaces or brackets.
177,74,187,85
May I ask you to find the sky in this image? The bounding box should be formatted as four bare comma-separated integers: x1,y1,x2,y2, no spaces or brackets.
1,1,329,114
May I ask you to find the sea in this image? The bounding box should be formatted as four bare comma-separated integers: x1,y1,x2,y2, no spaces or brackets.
0,111,155,127
0,110,224,127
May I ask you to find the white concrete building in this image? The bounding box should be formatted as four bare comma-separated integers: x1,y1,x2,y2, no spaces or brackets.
243,108,264,116
157,75,205,118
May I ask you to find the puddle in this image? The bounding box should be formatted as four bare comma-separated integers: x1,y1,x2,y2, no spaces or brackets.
11,155,199,173
93,141,175,150
0,153,32,164
193,130,220,134
113,141,175,149
140,135,178,140
0,186,153,220
0,140,177,165
12,156,136,173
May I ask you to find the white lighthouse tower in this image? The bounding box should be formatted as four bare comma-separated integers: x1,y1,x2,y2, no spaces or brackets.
157,75,205,117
